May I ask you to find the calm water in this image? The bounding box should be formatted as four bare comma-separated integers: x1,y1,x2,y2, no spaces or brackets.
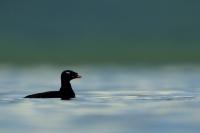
0,65,200,133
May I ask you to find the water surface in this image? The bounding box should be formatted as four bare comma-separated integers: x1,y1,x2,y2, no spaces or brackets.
0,65,200,133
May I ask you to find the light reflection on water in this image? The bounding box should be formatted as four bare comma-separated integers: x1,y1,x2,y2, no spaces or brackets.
0,65,200,133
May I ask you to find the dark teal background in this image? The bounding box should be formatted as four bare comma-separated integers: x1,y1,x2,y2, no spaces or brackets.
0,0,199,64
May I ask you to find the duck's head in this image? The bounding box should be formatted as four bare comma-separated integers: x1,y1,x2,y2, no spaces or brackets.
61,70,81,81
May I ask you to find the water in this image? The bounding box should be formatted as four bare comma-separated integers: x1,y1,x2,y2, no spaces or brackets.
0,65,200,133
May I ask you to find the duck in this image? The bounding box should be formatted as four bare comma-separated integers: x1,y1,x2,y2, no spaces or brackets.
24,70,81,100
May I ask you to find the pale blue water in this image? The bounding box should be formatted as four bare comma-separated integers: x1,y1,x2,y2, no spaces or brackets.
0,65,200,133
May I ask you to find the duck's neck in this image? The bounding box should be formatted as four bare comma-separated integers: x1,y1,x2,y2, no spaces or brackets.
61,79,72,89
60,79,75,99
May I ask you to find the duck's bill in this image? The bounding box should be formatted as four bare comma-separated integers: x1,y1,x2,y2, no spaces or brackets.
75,74,82,78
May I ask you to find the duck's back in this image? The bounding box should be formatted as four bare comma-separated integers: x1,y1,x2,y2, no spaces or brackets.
24,91,60,98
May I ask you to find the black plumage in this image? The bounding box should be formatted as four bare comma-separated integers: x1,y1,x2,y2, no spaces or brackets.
24,70,81,100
